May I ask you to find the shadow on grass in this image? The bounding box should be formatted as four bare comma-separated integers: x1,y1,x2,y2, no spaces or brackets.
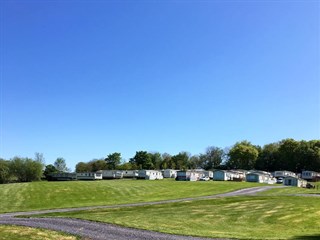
290,235,320,240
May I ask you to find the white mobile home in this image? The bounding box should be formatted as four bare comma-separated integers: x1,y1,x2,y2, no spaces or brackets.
138,170,163,180
246,171,275,184
122,170,139,178
273,170,296,178
175,171,200,181
49,172,77,181
301,171,320,181
162,169,178,178
284,176,307,188
77,172,103,180
213,170,243,181
102,170,123,179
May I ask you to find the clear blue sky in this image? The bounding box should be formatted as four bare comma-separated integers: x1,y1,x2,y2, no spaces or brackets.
1,0,319,170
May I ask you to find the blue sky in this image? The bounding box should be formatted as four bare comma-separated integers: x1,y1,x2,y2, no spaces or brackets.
1,0,319,170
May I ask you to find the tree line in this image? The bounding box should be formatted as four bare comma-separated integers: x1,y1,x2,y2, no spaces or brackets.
75,139,320,173
0,153,70,184
1,138,319,184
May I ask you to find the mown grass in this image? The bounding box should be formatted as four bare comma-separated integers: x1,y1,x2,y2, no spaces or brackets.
0,179,260,213
39,195,320,240
0,225,79,240
259,182,320,196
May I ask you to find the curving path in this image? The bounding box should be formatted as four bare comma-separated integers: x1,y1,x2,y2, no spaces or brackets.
0,186,296,240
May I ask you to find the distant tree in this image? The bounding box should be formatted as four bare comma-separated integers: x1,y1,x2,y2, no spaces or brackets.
9,157,43,182
277,139,300,172
43,164,58,180
255,143,280,172
89,159,107,172
171,152,190,170
0,159,11,184
105,153,121,170
54,158,70,172
199,146,224,170
130,151,153,169
148,152,162,170
189,155,200,169
75,162,91,172
161,153,174,169
226,141,259,169
34,152,45,165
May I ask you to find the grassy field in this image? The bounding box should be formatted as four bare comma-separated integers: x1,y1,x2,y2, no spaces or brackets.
38,195,320,240
258,182,320,196
0,225,79,240
0,179,260,213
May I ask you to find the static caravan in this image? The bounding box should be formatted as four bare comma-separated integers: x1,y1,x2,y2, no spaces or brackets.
284,176,307,188
194,170,213,179
246,171,275,184
77,172,103,180
175,171,200,181
162,169,178,178
138,170,163,180
49,172,77,181
213,170,231,181
273,170,296,178
301,171,320,181
122,170,139,178
102,170,123,179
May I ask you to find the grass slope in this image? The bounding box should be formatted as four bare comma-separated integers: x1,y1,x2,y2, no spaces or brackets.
0,179,260,213
40,195,320,240
0,225,79,240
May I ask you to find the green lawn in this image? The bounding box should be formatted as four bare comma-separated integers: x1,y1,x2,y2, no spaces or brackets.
0,179,260,213
0,225,79,240
39,195,320,240
259,182,320,196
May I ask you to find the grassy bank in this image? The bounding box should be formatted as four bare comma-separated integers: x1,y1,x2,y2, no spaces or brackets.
39,195,320,240
0,225,79,240
0,179,260,213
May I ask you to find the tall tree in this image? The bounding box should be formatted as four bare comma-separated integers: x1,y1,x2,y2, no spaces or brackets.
227,141,259,169
54,157,69,172
130,151,153,169
105,152,121,170
171,152,190,170
278,139,300,172
9,157,43,182
0,159,11,184
148,152,162,170
255,143,280,171
199,146,224,170
75,162,92,172
43,164,58,180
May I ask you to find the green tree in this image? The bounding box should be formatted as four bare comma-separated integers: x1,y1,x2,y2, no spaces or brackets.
54,157,69,172
277,139,300,172
255,143,280,171
227,141,259,169
130,151,153,169
0,159,11,184
171,152,190,170
75,162,91,172
105,152,121,170
43,164,58,180
199,146,224,170
148,152,162,170
89,159,107,172
9,157,43,182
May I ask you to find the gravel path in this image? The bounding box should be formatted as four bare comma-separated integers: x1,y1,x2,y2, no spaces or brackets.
0,185,294,240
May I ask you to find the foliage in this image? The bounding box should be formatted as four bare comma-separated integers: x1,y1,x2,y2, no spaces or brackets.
171,152,190,170
43,164,58,180
226,141,259,169
199,146,224,170
9,157,44,182
105,152,121,169
54,157,70,172
130,151,153,169
0,159,11,184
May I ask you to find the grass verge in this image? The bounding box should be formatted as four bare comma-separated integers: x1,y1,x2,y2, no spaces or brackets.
37,195,320,240
0,225,79,240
